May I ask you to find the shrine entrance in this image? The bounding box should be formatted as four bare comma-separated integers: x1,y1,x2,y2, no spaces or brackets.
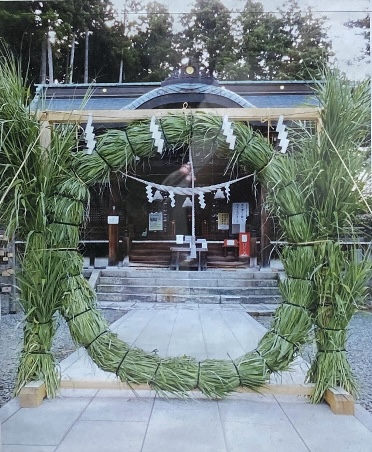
82,147,267,269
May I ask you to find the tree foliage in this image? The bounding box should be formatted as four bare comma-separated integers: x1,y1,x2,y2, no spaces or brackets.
131,2,179,81
178,0,238,79
345,14,370,63
238,0,289,80
276,0,332,80
0,0,337,83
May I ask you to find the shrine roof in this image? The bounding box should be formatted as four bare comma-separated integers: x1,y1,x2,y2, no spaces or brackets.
31,79,318,113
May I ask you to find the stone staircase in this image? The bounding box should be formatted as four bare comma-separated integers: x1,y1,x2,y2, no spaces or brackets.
94,268,282,305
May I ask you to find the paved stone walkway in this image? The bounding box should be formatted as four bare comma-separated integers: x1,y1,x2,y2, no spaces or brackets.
1,303,372,451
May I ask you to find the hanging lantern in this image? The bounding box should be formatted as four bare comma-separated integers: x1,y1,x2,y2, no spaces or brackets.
182,196,193,207
214,188,225,199
153,190,163,201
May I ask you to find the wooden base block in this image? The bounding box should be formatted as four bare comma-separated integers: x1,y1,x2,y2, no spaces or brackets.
324,386,355,415
18,380,46,408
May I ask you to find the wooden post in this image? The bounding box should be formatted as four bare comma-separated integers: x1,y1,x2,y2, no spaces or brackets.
108,223,119,265
260,189,271,268
40,121,51,150
108,207,119,266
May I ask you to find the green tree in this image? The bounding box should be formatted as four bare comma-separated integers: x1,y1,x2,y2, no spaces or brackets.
56,0,115,83
115,1,143,82
345,15,370,64
276,0,332,79
238,0,290,80
0,1,61,83
178,0,238,79
131,1,179,81
0,1,117,84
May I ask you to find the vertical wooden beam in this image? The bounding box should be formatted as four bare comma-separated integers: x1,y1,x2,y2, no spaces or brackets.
40,120,51,150
108,223,119,266
108,206,119,266
260,189,271,268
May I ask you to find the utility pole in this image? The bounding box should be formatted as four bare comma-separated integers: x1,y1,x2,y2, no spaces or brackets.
47,30,56,84
119,0,127,83
84,28,90,83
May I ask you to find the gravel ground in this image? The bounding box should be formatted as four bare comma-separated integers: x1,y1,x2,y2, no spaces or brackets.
253,310,372,413
1,308,371,413
0,308,127,408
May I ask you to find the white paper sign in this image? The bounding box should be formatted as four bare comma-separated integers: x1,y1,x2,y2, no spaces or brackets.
149,212,163,231
232,203,249,232
107,215,119,224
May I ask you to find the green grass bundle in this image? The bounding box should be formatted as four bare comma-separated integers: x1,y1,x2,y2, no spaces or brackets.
279,278,314,309
281,246,316,279
234,352,269,389
2,46,371,404
158,114,193,151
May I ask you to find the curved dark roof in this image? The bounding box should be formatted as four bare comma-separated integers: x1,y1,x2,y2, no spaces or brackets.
30,80,317,112
123,83,255,109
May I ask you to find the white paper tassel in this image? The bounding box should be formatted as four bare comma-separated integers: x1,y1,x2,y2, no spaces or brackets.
84,113,96,154
146,184,154,203
169,191,175,207
276,115,289,153
222,115,236,150
150,116,164,154
224,184,230,202
198,192,206,209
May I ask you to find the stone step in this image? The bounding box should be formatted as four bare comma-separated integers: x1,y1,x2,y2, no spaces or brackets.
98,276,279,288
94,268,282,306
99,269,279,280
96,284,279,296
96,292,281,304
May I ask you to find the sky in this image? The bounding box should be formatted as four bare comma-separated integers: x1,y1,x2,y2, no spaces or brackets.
112,0,371,80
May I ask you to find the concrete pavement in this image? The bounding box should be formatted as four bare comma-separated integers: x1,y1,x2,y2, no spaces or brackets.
1,303,372,451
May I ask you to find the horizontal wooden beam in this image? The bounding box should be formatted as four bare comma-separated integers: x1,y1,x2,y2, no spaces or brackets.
60,379,315,397
37,107,321,124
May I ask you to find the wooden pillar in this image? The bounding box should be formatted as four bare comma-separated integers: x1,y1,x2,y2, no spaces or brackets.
108,206,119,266
260,189,271,268
40,120,52,150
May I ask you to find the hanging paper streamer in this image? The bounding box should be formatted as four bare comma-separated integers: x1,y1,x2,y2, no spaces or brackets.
224,184,231,202
222,115,236,150
124,173,253,206
84,113,96,154
150,116,164,154
276,115,289,153
198,192,206,209
146,184,154,203
169,191,175,207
